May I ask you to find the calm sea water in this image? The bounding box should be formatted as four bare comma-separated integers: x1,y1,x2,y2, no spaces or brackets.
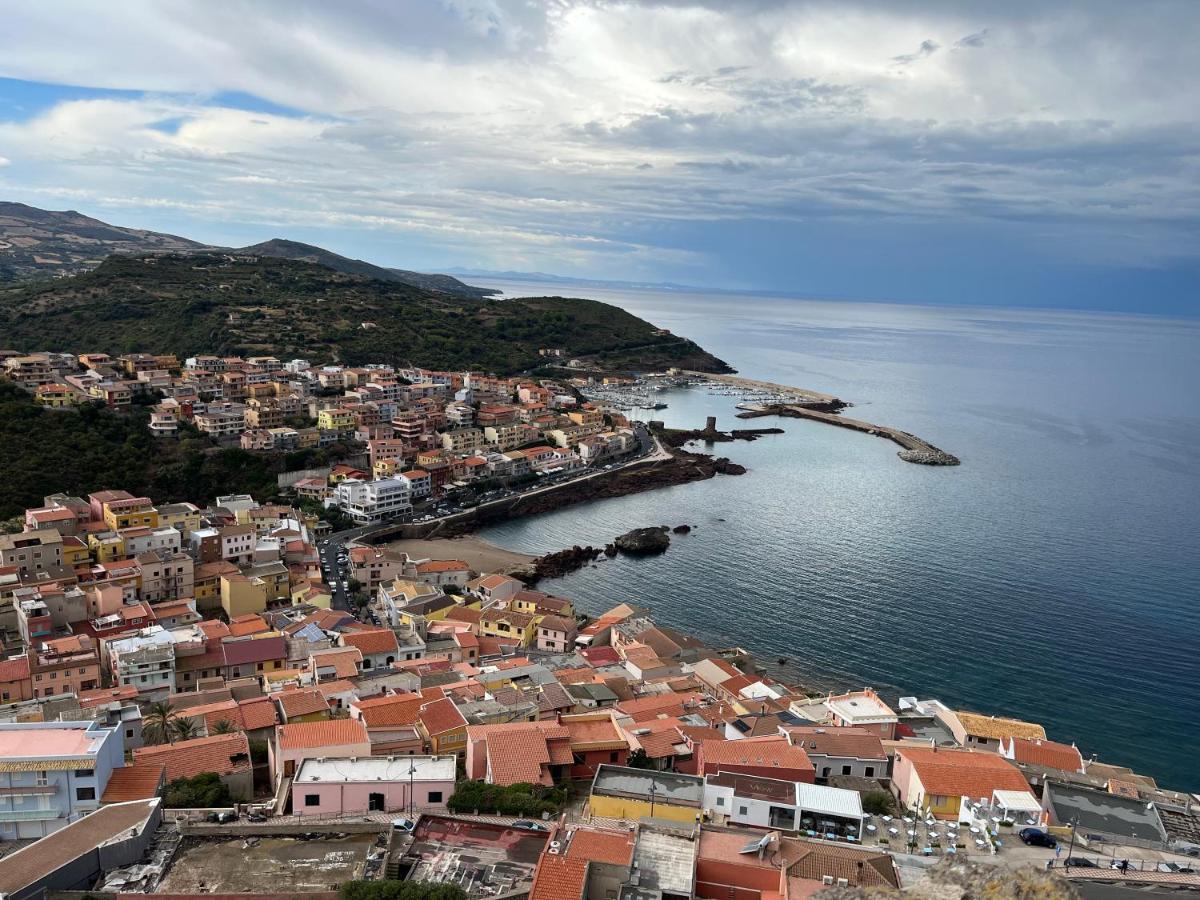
480,280,1200,791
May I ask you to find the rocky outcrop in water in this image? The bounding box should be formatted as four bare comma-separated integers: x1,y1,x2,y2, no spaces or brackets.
672,524,692,534
527,545,604,583
614,527,671,555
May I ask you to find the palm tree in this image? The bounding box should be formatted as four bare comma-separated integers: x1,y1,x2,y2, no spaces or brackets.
172,717,200,742
210,719,237,735
143,701,179,745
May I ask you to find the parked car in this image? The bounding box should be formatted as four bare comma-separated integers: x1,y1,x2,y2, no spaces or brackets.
1158,862,1196,874
391,817,417,833
1018,828,1057,848
511,820,550,832
1065,858,1099,868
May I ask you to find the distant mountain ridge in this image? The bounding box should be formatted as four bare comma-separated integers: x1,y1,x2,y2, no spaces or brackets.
0,202,496,298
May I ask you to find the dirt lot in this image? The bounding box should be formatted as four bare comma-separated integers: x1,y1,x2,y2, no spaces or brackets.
384,535,534,574
158,834,378,892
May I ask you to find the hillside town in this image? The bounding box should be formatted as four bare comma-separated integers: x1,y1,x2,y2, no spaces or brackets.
1,487,1199,899
1,350,652,526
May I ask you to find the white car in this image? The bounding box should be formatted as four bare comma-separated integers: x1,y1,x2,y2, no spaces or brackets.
392,817,417,832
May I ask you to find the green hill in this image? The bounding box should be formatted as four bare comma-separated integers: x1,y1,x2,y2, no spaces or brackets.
0,252,731,375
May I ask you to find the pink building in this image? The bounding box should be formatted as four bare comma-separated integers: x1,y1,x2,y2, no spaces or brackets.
291,755,457,816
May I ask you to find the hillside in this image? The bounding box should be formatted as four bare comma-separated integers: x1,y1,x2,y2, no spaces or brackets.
0,252,731,374
0,201,205,281
0,202,496,298
239,238,497,297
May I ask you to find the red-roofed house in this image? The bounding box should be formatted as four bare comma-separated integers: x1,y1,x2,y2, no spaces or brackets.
270,718,372,782
338,628,400,670
350,693,426,755
893,746,1037,820
134,733,253,798
698,735,816,784
0,655,32,703
418,697,468,756
1000,736,1085,774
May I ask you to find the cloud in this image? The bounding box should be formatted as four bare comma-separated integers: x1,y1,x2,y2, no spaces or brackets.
0,0,1195,305
892,38,941,66
954,28,990,48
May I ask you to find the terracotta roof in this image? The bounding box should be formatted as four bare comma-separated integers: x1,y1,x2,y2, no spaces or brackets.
222,635,286,666
310,647,362,678
529,854,588,900
782,839,899,889
617,692,703,722
1006,737,1084,772
701,735,814,774
134,733,251,781
564,715,627,750
354,693,425,727
956,711,1047,741
537,615,574,633
898,747,1032,799
786,726,887,760
0,655,31,682
340,628,399,656
636,729,687,759
419,697,467,736
565,827,635,865
101,762,165,802
228,614,269,637
487,728,554,786
276,688,330,719
277,718,369,750
237,696,280,731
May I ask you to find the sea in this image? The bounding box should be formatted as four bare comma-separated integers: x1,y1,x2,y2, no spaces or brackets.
476,279,1200,793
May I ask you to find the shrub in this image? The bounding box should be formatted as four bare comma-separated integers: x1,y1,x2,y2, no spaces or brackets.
861,791,895,815
162,772,233,809
340,881,466,900
446,780,566,818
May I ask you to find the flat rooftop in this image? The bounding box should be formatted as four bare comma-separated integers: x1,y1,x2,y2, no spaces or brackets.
0,722,107,761
395,815,548,895
826,694,896,723
634,827,697,896
1048,781,1167,843
593,764,705,805
294,755,457,783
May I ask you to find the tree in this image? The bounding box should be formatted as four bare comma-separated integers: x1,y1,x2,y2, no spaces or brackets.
862,790,896,816
144,701,180,745
625,748,654,769
172,717,201,741
211,719,237,735
340,881,467,900
162,772,234,809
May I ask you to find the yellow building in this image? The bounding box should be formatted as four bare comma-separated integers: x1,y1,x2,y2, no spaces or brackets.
87,532,126,564
156,503,202,537
479,609,538,647
373,458,401,479
220,572,268,618
291,581,332,610
511,594,575,619
34,384,76,407
317,408,355,432
61,536,92,568
102,499,159,531
587,766,704,825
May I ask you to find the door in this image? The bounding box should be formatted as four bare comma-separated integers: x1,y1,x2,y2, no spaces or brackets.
368,792,385,811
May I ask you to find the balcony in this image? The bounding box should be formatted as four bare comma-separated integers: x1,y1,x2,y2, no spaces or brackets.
0,807,62,822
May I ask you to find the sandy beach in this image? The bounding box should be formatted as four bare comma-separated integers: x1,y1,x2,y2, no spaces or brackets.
383,534,535,575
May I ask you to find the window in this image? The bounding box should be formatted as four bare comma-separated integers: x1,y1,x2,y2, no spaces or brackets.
76,786,96,801
35,771,49,786
427,791,443,804
739,806,748,816
609,751,619,763
842,765,852,776
304,794,321,807
716,796,725,807
74,769,92,778
126,729,134,739
865,766,875,777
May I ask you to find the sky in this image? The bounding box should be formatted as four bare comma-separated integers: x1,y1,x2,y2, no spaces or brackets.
0,0,1197,313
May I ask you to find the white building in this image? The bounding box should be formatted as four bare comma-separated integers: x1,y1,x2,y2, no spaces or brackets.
334,477,413,524
703,771,864,834
105,626,177,700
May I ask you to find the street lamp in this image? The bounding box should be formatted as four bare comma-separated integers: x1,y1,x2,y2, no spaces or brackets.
648,781,659,821
408,759,418,818
1065,816,1079,867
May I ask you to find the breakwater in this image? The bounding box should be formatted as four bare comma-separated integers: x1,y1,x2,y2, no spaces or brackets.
738,403,960,466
